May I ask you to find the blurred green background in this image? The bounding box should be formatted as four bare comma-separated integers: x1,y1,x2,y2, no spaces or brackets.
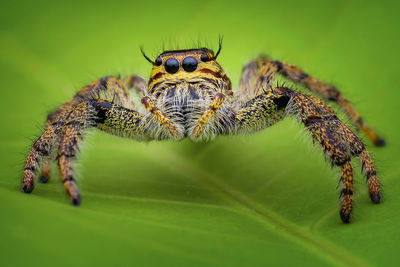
1,0,399,266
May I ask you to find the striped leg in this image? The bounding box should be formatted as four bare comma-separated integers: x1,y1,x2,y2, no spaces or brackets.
38,157,52,183
272,59,385,146
236,87,381,223
23,123,61,193
329,117,382,203
237,55,271,104
22,76,134,194
124,75,147,96
57,99,145,205
192,92,226,139
141,95,182,139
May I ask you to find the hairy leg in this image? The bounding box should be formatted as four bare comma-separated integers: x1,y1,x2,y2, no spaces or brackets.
238,55,385,146
192,92,226,139
273,58,384,146
22,76,135,193
140,95,183,139
235,87,381,223
237,55,270,103
124,75,184,139
124,75,147,96
57,99,145,205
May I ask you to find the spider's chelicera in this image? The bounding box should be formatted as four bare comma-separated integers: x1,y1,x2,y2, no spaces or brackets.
22,40,386,223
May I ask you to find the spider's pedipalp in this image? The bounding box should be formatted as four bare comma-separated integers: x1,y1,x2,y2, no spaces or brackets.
192,92,226,139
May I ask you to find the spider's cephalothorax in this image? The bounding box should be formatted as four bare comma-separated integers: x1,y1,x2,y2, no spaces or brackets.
140,47,235,140
22,43,386,223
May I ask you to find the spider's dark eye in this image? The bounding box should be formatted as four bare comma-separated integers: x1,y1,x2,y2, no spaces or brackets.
200,53,210,62
182,56,198,72
165,58,179,74
155,57,162,66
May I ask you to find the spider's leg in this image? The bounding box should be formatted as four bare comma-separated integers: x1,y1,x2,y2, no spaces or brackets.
23,76,134,192
191,92,226,140
23,121,61,192
124,75,147,96
329,115,381,203
270,59,385,146
57,99,146,205
38,157,52,183
237,55,271,104
140,95,183,139
235,87,381,223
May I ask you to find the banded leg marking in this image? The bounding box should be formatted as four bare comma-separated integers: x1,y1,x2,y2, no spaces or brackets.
22,76,135,194
236,86,380,223
141,95,181,139
272,60,385,146
192,92,226,139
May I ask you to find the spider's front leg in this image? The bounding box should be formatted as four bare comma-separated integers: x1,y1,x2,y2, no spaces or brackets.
22,76,146,203
235,87,381,223
55,99,146,204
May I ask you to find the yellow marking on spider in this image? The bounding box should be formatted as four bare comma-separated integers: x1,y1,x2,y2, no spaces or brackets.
141,96,180,138
193,92,225,139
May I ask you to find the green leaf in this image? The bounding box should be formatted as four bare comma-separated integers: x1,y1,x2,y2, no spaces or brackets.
1,0,399,266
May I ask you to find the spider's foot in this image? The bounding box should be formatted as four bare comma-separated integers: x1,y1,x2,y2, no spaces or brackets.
340,192,352,224
370,192,382,204
64,180,81,206
340,210,351,224
71,194,82,206
22,183,34,194
38,175,50,183
22,172,35,193
374,137,387,147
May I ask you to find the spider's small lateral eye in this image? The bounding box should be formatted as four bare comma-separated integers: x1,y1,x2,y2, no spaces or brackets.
165,58,179,74
182,56,198,72
155,57,162,66
200,53,210,62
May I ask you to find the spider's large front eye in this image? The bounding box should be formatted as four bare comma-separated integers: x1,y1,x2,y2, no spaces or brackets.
182,56,198,72
165,58,179,74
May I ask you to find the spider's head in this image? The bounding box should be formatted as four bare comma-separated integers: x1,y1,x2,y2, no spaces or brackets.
142,39,231,92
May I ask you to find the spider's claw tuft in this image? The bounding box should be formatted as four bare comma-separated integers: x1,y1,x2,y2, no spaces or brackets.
375,138,387,147
340,210,351,224
71,194,82,206
38,175,50,183
370,192,382,204
22,183,34,194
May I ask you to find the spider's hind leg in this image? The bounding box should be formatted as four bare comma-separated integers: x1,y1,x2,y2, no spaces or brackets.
272,60,385,146
124,75,147,96
237,54,276,105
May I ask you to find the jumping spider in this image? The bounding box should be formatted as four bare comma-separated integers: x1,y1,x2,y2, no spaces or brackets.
22,41,385,223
